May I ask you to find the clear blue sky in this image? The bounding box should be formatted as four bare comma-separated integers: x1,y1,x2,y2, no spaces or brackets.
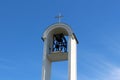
0,0,120,80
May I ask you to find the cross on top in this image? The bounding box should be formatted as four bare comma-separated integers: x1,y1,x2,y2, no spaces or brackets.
55,13,63,23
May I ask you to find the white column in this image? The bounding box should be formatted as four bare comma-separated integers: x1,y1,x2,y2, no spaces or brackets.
68,37,77,80
42,39,51,80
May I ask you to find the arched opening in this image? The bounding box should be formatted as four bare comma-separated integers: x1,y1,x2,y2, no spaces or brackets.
50,27,69,53
47,27,69,62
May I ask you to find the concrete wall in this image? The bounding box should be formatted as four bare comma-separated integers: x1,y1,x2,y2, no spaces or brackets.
42,23,77,80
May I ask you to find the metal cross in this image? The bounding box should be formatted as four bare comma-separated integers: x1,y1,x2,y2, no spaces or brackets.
55,13,63,23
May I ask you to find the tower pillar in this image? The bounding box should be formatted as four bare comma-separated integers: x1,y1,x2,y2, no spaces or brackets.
42,39,51,80
68,36,77,80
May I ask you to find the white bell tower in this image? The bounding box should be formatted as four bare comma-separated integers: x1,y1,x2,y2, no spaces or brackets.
41,18,78,80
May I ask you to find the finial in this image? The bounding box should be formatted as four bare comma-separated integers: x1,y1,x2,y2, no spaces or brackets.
55,13,63,23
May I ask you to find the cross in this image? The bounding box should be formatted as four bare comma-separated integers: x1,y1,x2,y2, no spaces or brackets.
55,13,63,23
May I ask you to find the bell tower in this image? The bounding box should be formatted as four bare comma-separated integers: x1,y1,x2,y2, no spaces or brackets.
41,18,78,80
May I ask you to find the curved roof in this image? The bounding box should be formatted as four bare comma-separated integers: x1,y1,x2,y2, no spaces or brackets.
42,23,73,38
42,22,79,44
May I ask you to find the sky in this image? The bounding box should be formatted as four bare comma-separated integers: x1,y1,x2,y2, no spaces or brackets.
0,0,120,80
